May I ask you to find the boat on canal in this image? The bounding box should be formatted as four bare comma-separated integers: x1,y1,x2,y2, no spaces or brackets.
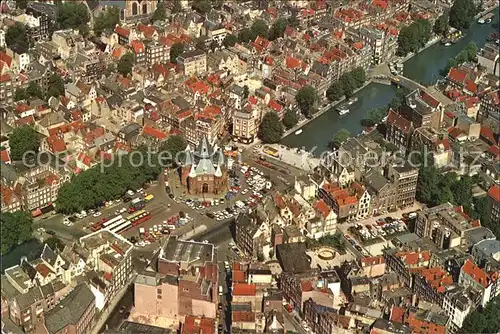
346,97,358,106
478,13,494,24
336,103,350,115
294,129,303,135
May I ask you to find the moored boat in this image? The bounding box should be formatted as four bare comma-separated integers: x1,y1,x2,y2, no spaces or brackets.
294,129,303,135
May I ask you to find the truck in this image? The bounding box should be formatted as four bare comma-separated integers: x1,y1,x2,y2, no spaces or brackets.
129,199,145,213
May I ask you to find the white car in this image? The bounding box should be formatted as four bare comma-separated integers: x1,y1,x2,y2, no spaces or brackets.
119,207,127,214
93,212,102,217
75,213,83,219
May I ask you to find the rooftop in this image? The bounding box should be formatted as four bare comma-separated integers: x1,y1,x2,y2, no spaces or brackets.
159,237,215,269
276,243,311,274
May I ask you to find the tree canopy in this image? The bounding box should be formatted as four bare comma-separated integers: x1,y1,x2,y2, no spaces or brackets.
151,1,167,22
56,148,161,214
14,88,28,102
282,109,299,129
159,135,187,166
251,19,269,39
1,211,33,255
192,0,211,14
57,2,90,30
442,42,478,75
238,28,257,43
15,0,28,9
350,67,366,88
332,129,351,148
461,295,500,333
170,42,185,63
449,0,476,30
433,13,449,36
326,83,344,102
268,18,288,41
397,19,432,56
46,73,65,98
363,107,387,125
295,85,318,117
389,87,411,110
339,73,356,98
5,23,28,49
93,6,120,36
258,112,283,144
9,126,41,161
117,53,135,77
26,81,43,99
223,34,238,48
45,236,65,252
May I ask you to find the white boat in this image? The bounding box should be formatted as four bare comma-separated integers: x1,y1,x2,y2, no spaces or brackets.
486,18,492,24
478,18,485,24
338,108,350,116
445,42,452,46
294,129,303,135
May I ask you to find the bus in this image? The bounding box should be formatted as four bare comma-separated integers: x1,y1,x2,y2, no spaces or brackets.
92,215,122,231
110,220,132,234
105,218,127,231
127,209,146,221
112,211,152,234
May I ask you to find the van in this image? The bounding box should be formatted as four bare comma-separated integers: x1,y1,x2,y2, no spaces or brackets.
219,286,223,296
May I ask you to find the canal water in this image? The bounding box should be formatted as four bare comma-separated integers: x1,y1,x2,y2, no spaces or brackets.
281,9,499,154
0,239,44,273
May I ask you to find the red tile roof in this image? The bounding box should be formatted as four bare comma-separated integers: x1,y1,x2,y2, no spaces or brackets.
268,99,282,113
248,96,258,105
488,184,500,203
301,281,313,292
0,149,10,164
131,39,145,54
232,311,255,323
447,67,467,84
114,26,130,37
137,24,156,38
462,259,490,288
0,73,10,83
395,251,430,266
182,315,215,334
480,126,497,145
35,263,53,278
465,80,478,94
361,256,385,267
142,125,168,140
386,109,412,133
390,306,405,323
313,199,331,219
47,135,67,153
232,283,256,296
0,51,12,67
420,90,440,108
286,56,302,69
233,270,246,283
434,139,451,151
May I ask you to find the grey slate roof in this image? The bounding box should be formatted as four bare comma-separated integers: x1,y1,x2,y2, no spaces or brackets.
44,283,95,334
276,243,311,273
40,244,58,268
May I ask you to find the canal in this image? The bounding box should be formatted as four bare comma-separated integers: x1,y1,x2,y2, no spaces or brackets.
1,239,44,273
281,9,499,154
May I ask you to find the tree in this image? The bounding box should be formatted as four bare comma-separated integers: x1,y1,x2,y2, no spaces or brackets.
295,85,318,117
14,88,27,102
9,125,41,161
251,19,269,39
26,81,43,99
46,73,65,98
332,129,350,148
171,0,183,13
1,212,33,255
5,23,28,49
258,112,283,143
223,34,238,48
339,73,356,98
282,109,299,129
461,295,500,333
57,2,90,30
15,0,28,9
238,28,256,43
151,1,167,22
397,24,419,55
414,19,432,49
350,67,366,88
117,53,134,77
192,0,211,14
326,83,344,102
287,16,300,28
268,18,288,41
160,135,187,167
389,87,410,110
365,107,387,124
433,13,449,36
93,6,120,36
465,41,478,60
45,236,65,252
170,42,185,63
449,0,476,30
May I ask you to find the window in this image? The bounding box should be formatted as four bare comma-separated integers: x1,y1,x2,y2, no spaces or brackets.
157,288,162,294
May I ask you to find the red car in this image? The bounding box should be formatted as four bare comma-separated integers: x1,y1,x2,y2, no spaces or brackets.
285,304,293,313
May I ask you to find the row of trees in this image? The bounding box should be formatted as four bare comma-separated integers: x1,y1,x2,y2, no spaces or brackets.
295,85,318,118
326,67,366,102
1,212,33,255
443,41,478,74
56,136,187,214
258,112,284,144
397,19,432,56
237,16,299,44
14,74,66,101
